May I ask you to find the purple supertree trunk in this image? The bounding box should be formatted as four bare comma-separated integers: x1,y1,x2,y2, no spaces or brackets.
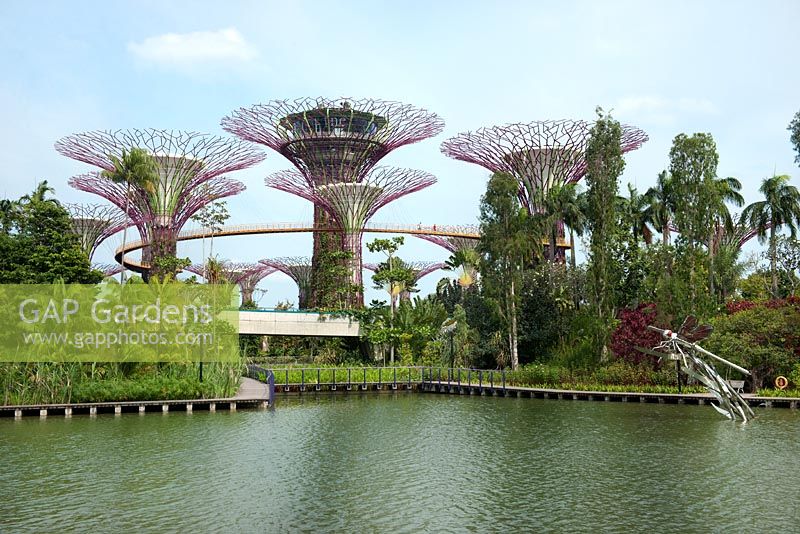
259,257,313,309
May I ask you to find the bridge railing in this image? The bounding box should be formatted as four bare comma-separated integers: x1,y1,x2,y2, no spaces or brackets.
245,365,507,393
420,367,507,393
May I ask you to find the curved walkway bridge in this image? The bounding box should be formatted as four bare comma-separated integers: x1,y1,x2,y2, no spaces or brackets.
115,222,481,272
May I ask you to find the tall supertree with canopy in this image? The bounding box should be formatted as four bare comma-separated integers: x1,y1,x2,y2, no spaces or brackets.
186,261,276,306
364,260,445,300
56,129,264,277
266,167,436,306
65,203,129,260
441,120,648,214
259,257,313,309
221,97,444,305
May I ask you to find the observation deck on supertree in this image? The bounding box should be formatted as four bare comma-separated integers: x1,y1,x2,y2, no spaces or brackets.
266,167,436,306
222,98,444,306
364,261,446,300
186,261,276,305
440,120,648,215
259,257,313,309
65,203,129,260
55,129,264,275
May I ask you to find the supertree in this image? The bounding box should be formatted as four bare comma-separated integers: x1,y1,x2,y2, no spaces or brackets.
65,203,129,260
56,129,264,277
222,97,444,305
186,261,276,305
259,257,313,309
441,120,648,214
266,167,436,306
94,263,124,278
364,260,445,300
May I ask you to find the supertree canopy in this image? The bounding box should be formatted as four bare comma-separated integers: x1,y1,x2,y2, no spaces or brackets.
65,203,129,260
56,129,264,276
186,261,276,305
259,257,313,309
221,97,444,184
94,263,124,278
441,120,648,214
266,167,436,305
416,233,479,254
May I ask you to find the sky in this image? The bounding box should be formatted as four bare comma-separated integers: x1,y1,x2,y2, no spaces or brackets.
1,0,798,306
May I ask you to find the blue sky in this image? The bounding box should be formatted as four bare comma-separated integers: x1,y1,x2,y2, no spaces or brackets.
1,0,798,306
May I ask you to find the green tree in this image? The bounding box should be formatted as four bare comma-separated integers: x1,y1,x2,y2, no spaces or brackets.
668,133,720,247
585,109,626,319
0,192,102,284
191,199,230,276
789,110,800,166
479,172,536,370
20,180,60,206
742,175,800,298
101,148,158,282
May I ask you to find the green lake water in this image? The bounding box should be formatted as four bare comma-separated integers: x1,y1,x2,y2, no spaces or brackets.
1,393,798,532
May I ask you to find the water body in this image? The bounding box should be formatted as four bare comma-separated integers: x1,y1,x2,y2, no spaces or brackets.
2,394,798,533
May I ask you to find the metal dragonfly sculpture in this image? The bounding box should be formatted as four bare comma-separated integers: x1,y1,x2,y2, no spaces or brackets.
636,316,755,422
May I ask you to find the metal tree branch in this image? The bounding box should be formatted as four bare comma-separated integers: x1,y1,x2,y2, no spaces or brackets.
186,261,276,304
65,203,129,259
416,234,479,253
259,257,313,309
441,120,648,213
93,263,124,277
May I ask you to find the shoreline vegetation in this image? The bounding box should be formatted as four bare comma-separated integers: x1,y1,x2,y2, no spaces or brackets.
3,361,799,406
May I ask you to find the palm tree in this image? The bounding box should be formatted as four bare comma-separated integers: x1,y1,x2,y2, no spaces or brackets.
444,247,480,288
644,171,676,246
542,183,581,262
101,148,158,282
742,174,800,298
21,180,60,206
0,199,18,234
706,176,744,298
620,183,654,244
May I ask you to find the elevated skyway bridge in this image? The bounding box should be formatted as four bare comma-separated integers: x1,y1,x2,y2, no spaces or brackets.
114,221,481,272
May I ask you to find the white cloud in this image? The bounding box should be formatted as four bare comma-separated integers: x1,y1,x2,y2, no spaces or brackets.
127,28,257,67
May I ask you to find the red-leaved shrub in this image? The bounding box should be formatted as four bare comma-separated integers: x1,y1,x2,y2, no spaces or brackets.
609,303,664,368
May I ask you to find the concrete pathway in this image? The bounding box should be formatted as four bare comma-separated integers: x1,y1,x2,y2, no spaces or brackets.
235,377,270,400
